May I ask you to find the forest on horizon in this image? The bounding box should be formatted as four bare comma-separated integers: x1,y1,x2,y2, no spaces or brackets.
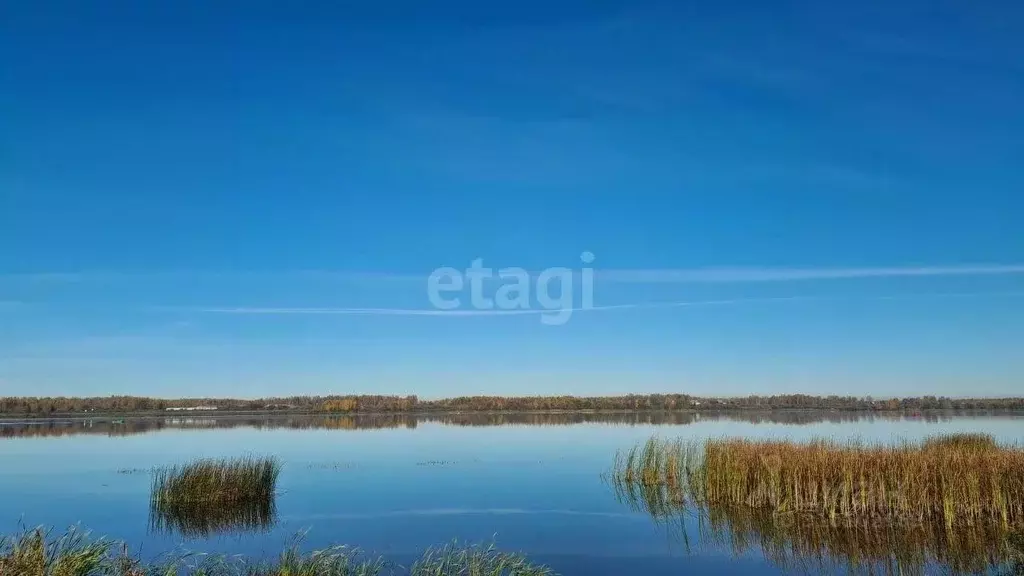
2,393,1023,416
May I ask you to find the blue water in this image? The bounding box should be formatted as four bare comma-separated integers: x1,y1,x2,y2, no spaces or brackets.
1,412,1022,574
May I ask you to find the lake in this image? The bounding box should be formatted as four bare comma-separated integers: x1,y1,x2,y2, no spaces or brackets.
2,411,1023,574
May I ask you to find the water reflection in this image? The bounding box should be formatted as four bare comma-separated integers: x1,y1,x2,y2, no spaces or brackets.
149,497,278,539
611,476,1024,575
1,410,1014,439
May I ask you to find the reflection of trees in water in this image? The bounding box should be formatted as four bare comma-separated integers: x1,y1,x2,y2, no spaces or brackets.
148,497,277,538
0,415,418,438
611,477,1024,576
2,410,1013,439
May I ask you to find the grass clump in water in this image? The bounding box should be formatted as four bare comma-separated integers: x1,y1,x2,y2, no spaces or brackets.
151,456,281,507
148,456,281,539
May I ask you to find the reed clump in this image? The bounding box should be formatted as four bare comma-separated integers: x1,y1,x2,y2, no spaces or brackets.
148,456,282,539
614,433,1024,527
612,434,1024,575
150,456,281,507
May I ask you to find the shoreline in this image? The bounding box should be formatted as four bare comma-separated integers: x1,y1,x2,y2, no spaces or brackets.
4,406,1024,424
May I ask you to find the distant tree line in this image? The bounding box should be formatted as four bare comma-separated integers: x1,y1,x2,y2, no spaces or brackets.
2,409,988,440
1,393,1023,416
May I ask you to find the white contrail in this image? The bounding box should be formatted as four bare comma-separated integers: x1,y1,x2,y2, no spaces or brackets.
197,291,1024,316
199,296,812,315
597,264,1024,283
4,263,1024,285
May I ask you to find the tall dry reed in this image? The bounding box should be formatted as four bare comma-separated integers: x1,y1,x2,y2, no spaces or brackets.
612,434,1024,575
614,433,1024,527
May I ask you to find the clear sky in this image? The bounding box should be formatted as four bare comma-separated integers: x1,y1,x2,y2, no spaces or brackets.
2,0,1023,398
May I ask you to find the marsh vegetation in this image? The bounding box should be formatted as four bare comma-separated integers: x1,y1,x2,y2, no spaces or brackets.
611,433,1024,574
0,526,553,576
614,433,1024,525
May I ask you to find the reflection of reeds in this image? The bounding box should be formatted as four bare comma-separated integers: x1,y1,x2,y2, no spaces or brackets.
701,506,1019,575
149,495,277,538
614,477,1022,575
611,433,1024,575
149,456,280,538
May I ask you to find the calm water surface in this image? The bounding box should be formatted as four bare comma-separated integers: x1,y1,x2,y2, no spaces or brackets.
1,411,1022,574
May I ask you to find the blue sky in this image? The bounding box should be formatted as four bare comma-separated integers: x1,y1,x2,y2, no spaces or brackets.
2,0,1023,398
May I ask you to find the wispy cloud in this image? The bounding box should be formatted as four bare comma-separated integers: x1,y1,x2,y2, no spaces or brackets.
598,264,1024,283
196,291,1024,317
198,297,810,316
0,271,424,283
4,263,1024,286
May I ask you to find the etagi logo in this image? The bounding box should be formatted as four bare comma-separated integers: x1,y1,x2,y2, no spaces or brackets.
426,252,595,325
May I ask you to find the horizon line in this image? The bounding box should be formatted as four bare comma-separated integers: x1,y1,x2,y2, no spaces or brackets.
2,392,1024,401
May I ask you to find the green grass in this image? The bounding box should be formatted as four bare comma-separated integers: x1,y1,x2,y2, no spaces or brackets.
0,527,139,576
410,541,553,576
0,527,553,576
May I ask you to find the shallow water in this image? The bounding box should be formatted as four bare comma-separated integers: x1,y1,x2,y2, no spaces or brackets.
1,411,1022,574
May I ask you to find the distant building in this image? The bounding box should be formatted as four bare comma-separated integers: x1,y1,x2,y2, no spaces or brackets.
165,406,218,411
